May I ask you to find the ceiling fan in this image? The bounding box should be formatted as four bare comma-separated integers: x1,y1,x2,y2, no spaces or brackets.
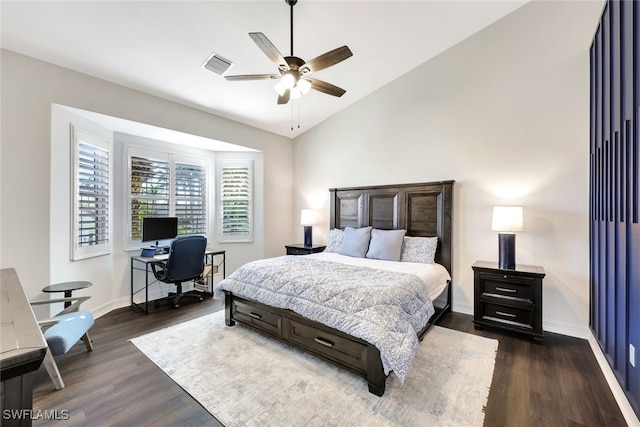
224,0,353,105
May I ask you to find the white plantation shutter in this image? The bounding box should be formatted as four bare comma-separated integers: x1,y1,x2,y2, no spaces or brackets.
130,155,170,241
218,160,253,242
175,160,207,235
72,128,112,260
127,149,208,245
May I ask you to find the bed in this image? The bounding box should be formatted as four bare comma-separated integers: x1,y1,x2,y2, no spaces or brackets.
215,180,454,396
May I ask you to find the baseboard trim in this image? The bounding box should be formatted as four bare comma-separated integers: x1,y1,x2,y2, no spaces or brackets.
588,332,639,426
543,320,591,339
92,288,168,319
452,302,473,316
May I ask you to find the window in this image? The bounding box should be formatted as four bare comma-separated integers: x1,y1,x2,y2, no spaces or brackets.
174,161,207,235
72,127,112,260
129,154,170,241
127,148,207,246
217,159,253,242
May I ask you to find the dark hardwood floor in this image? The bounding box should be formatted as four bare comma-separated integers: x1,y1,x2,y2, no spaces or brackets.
31,299,628,426
437,314,628,427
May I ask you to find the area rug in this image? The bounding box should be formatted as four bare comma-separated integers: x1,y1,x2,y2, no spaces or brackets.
130,311,498,427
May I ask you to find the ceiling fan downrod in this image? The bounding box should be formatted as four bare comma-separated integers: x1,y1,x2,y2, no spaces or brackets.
286,0,297,56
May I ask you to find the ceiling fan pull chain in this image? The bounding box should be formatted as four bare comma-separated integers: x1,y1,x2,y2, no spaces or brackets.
291,105,294,131
298,102,300,129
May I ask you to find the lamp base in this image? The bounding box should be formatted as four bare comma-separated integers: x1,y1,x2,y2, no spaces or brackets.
304,226,313,247
498,233,516,269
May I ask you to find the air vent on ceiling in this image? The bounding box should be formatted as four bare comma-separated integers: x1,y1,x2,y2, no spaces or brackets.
201,53,233,76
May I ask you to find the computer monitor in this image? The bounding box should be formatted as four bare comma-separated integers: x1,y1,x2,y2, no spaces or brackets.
142,217,178,246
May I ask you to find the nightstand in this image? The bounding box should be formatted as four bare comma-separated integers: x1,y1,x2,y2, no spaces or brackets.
472,260,545,342
285,244,326,255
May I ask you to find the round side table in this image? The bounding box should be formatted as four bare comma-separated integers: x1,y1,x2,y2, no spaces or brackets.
42,281,92,308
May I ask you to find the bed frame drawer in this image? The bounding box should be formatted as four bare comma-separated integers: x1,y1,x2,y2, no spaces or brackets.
283,317,368,372
231,299,282,335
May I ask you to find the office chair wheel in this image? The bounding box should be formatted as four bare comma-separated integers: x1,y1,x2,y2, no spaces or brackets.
173,303,180,309
198,296,204,302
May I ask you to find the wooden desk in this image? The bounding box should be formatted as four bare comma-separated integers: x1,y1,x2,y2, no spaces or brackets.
130,250,225,314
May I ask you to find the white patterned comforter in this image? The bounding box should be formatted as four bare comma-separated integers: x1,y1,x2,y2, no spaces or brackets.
214,254,451,381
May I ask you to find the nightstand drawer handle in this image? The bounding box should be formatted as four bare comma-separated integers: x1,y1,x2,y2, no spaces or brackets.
495,287,517,293
314,337,335,348
249,312,263,320
496,311,517,318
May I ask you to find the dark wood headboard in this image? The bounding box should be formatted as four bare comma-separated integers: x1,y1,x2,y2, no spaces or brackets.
329,180,454,276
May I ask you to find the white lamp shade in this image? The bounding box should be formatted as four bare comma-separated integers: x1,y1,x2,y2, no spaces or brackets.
300,209,316,226
274,73,296,96
274,79,289,96
290,86,302,100
491,206,523,232
297,78,312,94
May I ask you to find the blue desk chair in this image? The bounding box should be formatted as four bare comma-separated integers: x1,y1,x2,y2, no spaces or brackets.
30,296,94,390
151,235,207,308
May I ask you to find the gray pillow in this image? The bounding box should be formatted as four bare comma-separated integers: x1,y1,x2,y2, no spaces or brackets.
339,226,372,258
324,229,344,253
366,229,407,261
400,236,438,264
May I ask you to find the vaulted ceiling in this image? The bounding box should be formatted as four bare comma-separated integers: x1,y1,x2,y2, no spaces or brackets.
1,0,527,138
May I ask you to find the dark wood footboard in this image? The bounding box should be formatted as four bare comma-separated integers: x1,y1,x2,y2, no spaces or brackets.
224,282,450,396
224,290,388,395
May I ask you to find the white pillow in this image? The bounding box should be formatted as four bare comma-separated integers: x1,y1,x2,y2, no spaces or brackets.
324,229,344,253
339,226,372,258
366,229,407,261
400,236,438,264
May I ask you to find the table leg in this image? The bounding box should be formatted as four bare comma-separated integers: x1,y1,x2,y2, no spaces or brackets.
145,263,149,314
64,290,72,308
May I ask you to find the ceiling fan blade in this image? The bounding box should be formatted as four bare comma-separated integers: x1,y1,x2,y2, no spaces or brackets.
306,78,346,97
249,32,289,72
224,74,280,81
300,46,353,75
277,89,291,105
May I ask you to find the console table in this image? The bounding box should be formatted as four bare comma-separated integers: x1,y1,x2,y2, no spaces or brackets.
130,249,225,314
1,268,48,427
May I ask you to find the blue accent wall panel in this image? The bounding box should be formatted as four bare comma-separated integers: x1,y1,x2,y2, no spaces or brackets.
590,0,640,417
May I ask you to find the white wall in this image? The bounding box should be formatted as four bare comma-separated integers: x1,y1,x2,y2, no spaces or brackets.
292,0,605,337
1,49,294,314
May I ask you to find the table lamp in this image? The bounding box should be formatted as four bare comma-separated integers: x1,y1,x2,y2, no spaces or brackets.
491,206,523,269
300,209,316,247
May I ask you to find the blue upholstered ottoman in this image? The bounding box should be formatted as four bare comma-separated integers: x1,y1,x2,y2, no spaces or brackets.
44,310,95,356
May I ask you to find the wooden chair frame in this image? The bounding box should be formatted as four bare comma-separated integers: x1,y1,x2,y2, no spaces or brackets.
30,296,94,389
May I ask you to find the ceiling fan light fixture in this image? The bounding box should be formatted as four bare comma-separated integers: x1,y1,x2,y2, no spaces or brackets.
290,86,302,100
297,78,311,94
282,72,296,87
274,71,297,96
274,79,289,96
